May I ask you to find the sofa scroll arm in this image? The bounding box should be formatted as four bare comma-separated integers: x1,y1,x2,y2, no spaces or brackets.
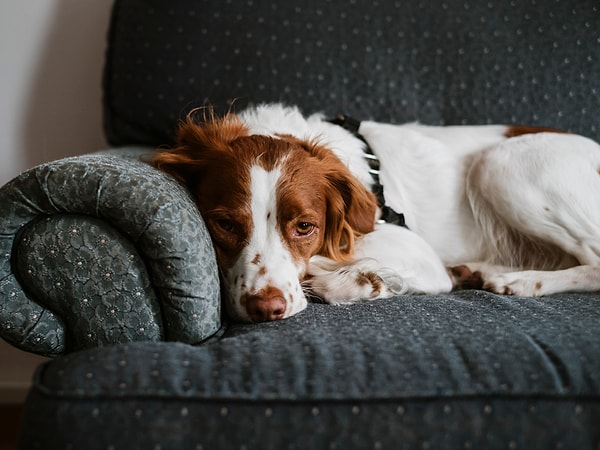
0,154,220,357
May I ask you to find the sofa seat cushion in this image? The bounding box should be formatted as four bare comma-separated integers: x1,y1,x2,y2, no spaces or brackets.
19,291,600,449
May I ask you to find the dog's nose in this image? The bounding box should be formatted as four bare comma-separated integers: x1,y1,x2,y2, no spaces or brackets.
246,293,286,322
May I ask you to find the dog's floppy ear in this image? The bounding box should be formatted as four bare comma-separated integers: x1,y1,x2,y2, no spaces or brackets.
322,168,377,261
152,112,249,188
291,138,377,261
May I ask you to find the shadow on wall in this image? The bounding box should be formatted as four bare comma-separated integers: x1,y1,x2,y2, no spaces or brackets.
21,0,113,169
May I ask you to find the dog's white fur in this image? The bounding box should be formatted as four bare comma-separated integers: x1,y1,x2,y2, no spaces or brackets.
239,103,600,304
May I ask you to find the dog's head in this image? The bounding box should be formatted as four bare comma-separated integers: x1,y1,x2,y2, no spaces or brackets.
153,112,376,322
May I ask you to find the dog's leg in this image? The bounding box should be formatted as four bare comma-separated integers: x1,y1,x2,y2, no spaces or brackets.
450,263,600,296
463,132,600,295
483,266,600,296
306,224,452,304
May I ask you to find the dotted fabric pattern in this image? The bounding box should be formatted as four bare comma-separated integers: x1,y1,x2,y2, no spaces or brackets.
20,293,600,448
104,0,600,147
0,150,220,356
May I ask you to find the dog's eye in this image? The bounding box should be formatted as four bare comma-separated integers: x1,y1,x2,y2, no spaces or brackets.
295,222,315,236
216,219,236,233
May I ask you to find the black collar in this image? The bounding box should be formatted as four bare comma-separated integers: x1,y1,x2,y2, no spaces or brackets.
327,114,408,228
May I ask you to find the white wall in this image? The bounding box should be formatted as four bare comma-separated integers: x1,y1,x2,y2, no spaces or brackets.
0,0,114,403
0,0,112,186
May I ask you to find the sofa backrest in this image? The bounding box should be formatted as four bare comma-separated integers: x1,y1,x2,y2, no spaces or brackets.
103,0,600,147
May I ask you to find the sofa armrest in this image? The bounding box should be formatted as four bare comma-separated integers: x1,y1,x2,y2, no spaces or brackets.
0,151,220,357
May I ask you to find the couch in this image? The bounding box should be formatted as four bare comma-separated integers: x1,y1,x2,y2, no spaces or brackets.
2,0,600,448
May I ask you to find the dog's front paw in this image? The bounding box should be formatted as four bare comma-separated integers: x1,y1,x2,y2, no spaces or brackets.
304,269,394,304
305,257,402,304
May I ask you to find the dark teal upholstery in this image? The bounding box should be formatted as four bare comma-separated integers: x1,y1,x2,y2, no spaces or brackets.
104,0,599,145
0,151,220,357
1,0,598,448
19,294,600,449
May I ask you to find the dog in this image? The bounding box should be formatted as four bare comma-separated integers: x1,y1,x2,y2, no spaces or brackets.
153,103,600,323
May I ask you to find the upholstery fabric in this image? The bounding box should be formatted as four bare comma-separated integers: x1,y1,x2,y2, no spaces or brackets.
0,150,220,357
104,0,600,147
19,293,600,449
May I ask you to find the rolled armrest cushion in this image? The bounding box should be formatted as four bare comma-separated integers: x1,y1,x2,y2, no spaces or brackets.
0,150,220,357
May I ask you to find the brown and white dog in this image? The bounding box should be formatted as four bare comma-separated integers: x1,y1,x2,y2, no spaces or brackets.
153,103,600,322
